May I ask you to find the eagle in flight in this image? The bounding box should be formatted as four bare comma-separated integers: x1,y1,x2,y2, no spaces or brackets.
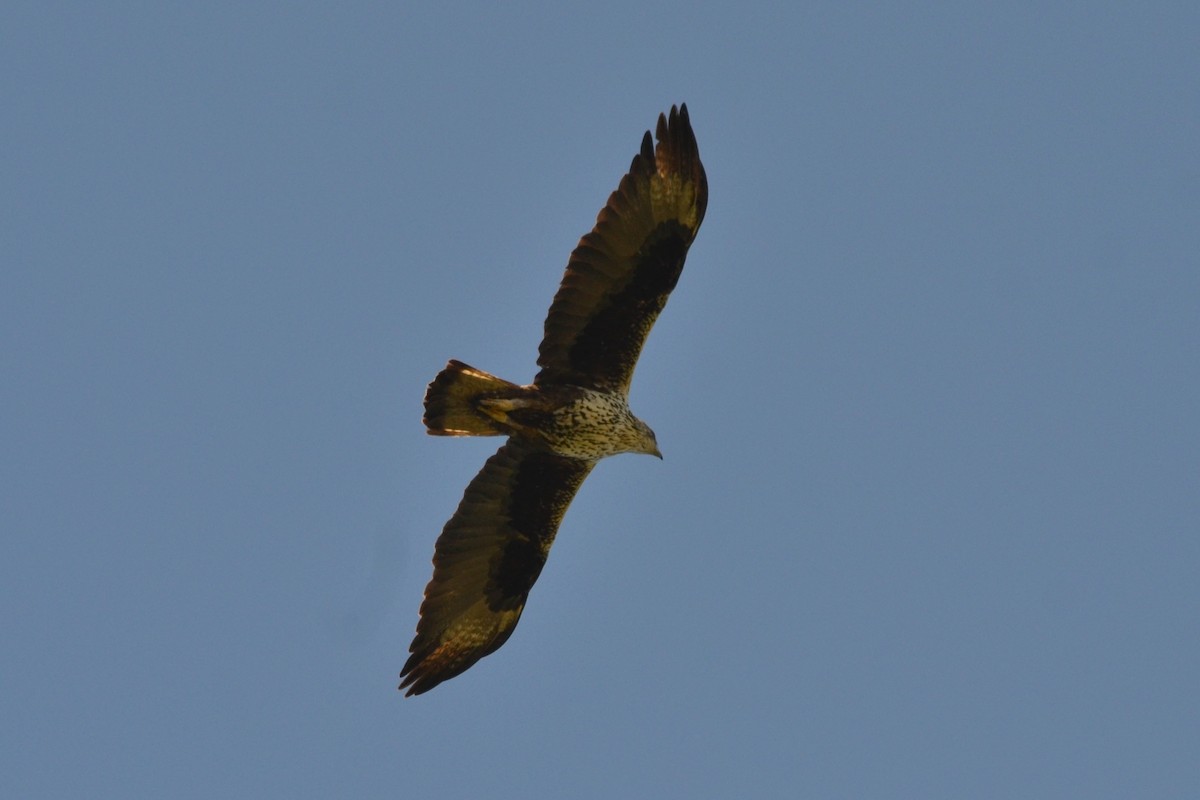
401,105,707,696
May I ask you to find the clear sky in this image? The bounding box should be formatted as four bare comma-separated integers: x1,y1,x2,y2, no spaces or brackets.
3,3,1198,798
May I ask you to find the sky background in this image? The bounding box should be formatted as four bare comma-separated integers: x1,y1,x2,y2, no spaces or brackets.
3,3,1198,798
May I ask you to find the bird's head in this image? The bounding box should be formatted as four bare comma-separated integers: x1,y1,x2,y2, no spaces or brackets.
631,417,663,459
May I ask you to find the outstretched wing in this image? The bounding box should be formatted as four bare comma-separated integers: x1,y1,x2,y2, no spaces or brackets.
535,104,708,395
400,441,593,696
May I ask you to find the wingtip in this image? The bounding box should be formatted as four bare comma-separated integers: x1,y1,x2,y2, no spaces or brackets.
661,103,691,134
398,677,426,698
664,102,689,134
398,658,439,697
658,103,697,154
635,104,699,179
399,644,446,697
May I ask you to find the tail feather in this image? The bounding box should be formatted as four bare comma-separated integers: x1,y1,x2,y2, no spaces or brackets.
423,360,517,436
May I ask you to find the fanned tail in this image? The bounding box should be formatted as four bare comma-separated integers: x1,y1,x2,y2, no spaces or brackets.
423,360,516,436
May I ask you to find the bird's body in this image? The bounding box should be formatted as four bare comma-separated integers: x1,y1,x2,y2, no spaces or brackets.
426,360,660,460
401,105,707,696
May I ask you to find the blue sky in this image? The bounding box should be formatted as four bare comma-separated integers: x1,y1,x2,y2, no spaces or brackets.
3,3,1198,798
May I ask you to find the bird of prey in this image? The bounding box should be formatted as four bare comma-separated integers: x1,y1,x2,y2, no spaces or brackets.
401,105,707,696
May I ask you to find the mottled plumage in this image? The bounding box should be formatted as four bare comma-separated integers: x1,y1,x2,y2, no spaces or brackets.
401,105,707,696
